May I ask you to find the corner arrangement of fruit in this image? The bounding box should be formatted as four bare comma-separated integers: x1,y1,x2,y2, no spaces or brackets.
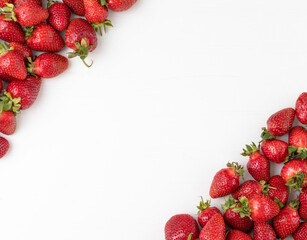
0,0,137,158
165,93,307,240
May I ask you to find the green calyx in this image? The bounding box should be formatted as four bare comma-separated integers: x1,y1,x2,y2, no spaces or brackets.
47,0,58,8
232,196,252,219
197,197,210,213
241,142,259,156
68,38,93,68
221,197,237,212
91,19,113,36
289,197,300,210
226,162,245,177
260,127,275,141
24,26,36,39
260,180,276,196
286,171,307,193
186,233,193,240
274,197,285,209
288,146,307,161
26,57,37,76
0,91,21,115
0,3,17,21
100,0,108,6
0,43,13,57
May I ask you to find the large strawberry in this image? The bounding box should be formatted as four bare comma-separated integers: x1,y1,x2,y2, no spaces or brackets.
107,0,137,12
0,136,9,158
164,214,199,240
26,22,65,52
232,180,261,200
226,229,252,240
199,213,225,240
299,187,307,220
265,175,288,208
288,126,307,160
63,0,85,16
197,197,221,228
261,139,288,163
0,14,25,43
281,159,307,192
273,199,300,239
253,222,276,240
293,222,307,240
14,0,42,8
242,142,270,182
0,0,13,7
8,42,32,60
47,1,71,32
27,53,68,78
209,162,244,198
296,92,307,124
0,100,16,135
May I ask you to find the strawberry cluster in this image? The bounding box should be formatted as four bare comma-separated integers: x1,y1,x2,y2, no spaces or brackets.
0,0,137,158
165,93,307,240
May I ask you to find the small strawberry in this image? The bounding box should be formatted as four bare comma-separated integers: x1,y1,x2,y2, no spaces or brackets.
265,175,288,208
296,92,307,124
196,197,221,228
26,22,65,52
232,180,261,200
199,213,225,240
47,1,71,32
293,222,307,240
0,14,25,43
0,136,9,158
242,142,270,182
13,0,42,8
299,187,307,220
222,197,253,233
273,198,300,239
0,0,13,8
0,101,16,135
209,162,244,198
8,42,32,61
288,126,307,160
253,222,276,240
164,214,199,240
226,229,252,240
63,0,85,16
107,0,137,12
27,53,68,78
261,139,288,163
281,159,307,192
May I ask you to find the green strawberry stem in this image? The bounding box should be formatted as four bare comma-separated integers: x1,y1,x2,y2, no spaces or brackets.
274,197,285,209
289,197,300,210
221,197,237,212
241,142,259,156
197,197,210,213
286,171,307,193
260,127,275,141
91,19,113,36
288,145,307,161
232,196,252,220
0,3,17,21
100,0,108,6
67,38,93,68
226,162,244,177
260,180,276,195
47,0,58,8
0,91,21,115
187,233,193,240
0,43,13,57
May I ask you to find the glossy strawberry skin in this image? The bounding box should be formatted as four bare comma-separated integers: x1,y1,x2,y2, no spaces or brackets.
281,159,307,188
84,0,108,23
0,50,27,80
0,15,25,43
296,92,307,124
198,207,220,228
27,22,65,52
226,229,252,240
63,0,85,16
8,42,33,61
14,0,42,8
267,175,288,206
0,136,9,158
289,126,307,148
199,213,225,240
48,2,71,32
7,76,41,110
15,2,49,27
107,0,137,12
299,187,307,220
165,214,199,240
267,108,295,136
293,222,307,240
261,139,288,163
0,111,16,135
224,208,253,233
247,152,270,182
232,180,261,200
253,222,276,240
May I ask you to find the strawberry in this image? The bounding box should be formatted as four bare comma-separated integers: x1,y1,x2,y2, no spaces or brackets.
293,222,307,240
63,0,85,16
47,1,71,32
242,142,270,182
296,92,307,124
288,126,307,160
261,107,295,138
0,78,2,91
299,187,307,220
0,0,13,7
273,198,300,239
196,197,221,228
8,42,32,60
221,197,253,233
13,0,42,8
6,76,41,110
253,222,276,240
0,136,9,158
107,0,137,12
226,229,252,240
265,175,288,208
0,14,25,43
164,214,199,240
261,139,288,163
26,22,65,53
27,53,68,78
0,107,16,135
65,18,97,67
209,162,244,198
232,180,261,200
199,213,225,240
281,159,307,192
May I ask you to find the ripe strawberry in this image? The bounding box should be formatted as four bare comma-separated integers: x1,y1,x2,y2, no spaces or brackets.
107,0,137,12
0,0,13,8
0,110,16,135
47,1,71,32
209,162,244,198
273,199,300,239
84,0,109,34
8,42,32,61
63,0,85,16
299,187,307,220
232,180,261,200
288,126,307,160
0,78,2,91
0,14,25,43
281,159,307,192
26,22,65,53
253,222,276,240
296,92,307,124
222,197,253,233
164,214,199,240
196,197,221,228
293,222,307,240
265,175,288,208
261,139,288,163
27,53,68,78
0,136,9,158
199,213,225,240
14,0,42,8
242,142,270,182
226,229,252,240
65,18,97,67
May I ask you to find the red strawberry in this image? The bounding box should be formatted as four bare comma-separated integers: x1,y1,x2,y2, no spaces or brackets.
0,78,2,91
65,18,97,67
164,214,199,240
232,180,261,200
6,76,41,110
63,0,85,16
0,136,9,158
253,222,276,240
281,159,307,192
273,199,300,239
26,22,65,53
14,0,42,8
27,53,68,78
197,197,221,228
0,110,16,135
8,42,32,61
0,14,25,43
47,1,71,32
107,0,137,12
296,92,307,124
261,139,288,163
226,229,252,240
293,222,307,240
209,162,244,198
199,213,225,240
288,126,307,160
242,142,270,182
265,175,288,207
0,0,13,7
299,187,307,220
222,197,253,233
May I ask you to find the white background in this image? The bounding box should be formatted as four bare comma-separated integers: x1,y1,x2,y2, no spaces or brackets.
0,0,305,239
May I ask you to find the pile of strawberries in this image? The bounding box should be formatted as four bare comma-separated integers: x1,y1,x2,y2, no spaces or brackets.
165,93,307,240
0,0,137,158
